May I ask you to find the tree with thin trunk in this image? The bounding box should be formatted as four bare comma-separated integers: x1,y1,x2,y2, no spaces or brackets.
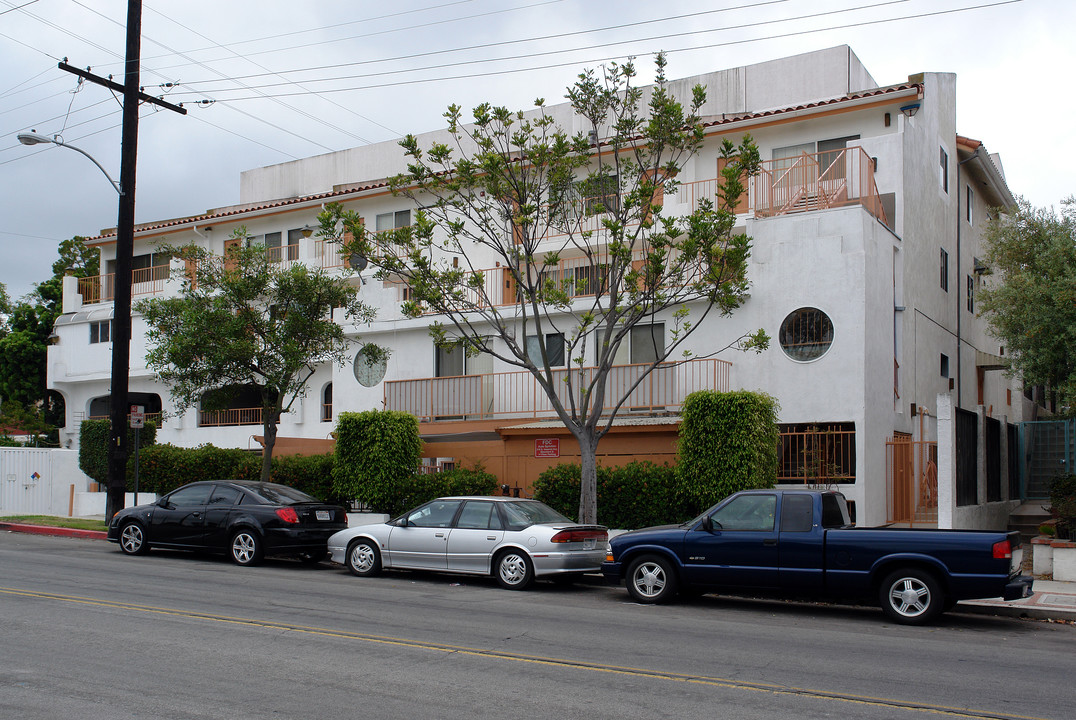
137,232,378,481
319,54,767,522
979,197,1076,413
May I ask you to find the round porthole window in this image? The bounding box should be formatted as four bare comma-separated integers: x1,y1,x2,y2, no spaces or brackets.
779,307,833,361
353,344,388,387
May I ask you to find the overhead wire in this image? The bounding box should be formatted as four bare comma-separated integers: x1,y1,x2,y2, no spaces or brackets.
176,0,907,95
170,0,1021,102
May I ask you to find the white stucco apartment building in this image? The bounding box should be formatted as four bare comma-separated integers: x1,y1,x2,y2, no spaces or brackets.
48,46,1029,527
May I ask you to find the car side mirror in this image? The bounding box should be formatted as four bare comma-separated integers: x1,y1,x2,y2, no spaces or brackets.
700,516,712,532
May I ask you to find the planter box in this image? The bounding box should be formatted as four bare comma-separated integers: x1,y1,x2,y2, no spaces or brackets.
1051,540,1076,582
1032,536,1054,577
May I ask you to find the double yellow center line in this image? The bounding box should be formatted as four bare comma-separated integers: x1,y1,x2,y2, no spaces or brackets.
0,586,1050,720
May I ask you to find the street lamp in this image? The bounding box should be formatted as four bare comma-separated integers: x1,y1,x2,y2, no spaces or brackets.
17,132,122,195
16,127,132,521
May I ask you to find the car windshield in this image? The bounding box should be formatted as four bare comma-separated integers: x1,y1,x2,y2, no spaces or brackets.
243,483,319,505
500,500,571,530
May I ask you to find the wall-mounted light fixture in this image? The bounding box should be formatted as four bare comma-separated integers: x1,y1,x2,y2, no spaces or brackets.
899,103,920,118
301,224,315,238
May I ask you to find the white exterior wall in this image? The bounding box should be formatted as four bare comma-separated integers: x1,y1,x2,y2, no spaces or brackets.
48,48,1020,529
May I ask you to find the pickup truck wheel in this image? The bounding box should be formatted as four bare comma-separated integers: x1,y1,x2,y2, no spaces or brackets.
879,568,943,624
626,555,678,604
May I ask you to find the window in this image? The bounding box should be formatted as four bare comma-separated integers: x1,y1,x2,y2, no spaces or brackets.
89,320,111,344
967,275,974,312
322,383,333,422
526,332,565,367
966,186,974,224
710,494,777,532
435,343,465,377
940,248,949,292
376,210,411,232
821,494,851,528
577,173,619,215
455,501,502,530
941,354,950,378
109,251,171,281
209,485,242,506
609,323,665,366
405,500,462,528
779,308,833,361
164,484,212,507
262,231,299,263
780,494,814,532
939,147,949,193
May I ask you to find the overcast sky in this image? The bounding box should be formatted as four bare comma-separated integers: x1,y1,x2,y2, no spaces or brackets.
1,0,1070,301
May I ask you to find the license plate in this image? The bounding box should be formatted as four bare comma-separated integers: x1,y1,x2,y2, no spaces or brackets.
316,510,331,521
583,538,595,550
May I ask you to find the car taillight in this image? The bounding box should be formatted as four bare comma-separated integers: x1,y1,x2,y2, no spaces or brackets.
276,507,300,524
550,529,608,543
992,539,1012,559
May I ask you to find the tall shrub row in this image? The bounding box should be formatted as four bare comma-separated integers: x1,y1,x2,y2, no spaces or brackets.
534,461,689,528
78,419,158,485
676,390,779,509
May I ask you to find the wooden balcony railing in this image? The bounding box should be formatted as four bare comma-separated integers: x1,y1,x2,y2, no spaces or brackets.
384,358,731,422
751,146,887,225
199,407,263,427
87,412,163,426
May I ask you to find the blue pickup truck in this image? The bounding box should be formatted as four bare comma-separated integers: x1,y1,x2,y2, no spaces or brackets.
601,489,1033,624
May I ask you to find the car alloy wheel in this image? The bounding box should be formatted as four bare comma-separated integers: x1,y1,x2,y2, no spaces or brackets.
346,539,381,577
626,555,678,604
495,550,534,590
230,530,263,566
879,568,943,624
119,522,147,555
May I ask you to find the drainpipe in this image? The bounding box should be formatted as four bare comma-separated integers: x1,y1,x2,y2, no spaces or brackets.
955,146,984,411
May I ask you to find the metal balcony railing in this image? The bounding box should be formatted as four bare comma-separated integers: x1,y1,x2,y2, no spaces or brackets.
751,146,888,225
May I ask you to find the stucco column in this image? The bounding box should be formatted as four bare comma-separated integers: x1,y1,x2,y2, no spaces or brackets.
936,392,955,529
61,275,82,314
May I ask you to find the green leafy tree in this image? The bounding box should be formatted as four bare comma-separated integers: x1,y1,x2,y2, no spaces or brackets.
136,231,378,481
319,54,767,523
0,237,98,436
979,198,1076,412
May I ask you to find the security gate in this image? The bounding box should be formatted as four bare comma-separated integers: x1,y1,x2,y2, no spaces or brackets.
1019,420,1075,499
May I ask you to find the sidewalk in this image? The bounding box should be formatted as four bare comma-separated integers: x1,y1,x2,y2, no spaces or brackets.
2,520,1073,622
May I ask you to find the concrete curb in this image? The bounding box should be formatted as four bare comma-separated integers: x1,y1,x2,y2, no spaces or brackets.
0,522,107,541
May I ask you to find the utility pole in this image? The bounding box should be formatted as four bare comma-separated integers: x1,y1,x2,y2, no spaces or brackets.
58,0,185,520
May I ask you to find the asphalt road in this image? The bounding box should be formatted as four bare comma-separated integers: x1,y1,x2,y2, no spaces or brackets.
1,532,1071,720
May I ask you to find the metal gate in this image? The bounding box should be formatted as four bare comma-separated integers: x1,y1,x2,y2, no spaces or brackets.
0,448,55,515
1019,420,1075,499
886,435,938,525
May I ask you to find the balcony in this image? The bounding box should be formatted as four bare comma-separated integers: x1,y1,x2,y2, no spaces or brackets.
384,358,731,422
751,146,888,225
77,264,170,305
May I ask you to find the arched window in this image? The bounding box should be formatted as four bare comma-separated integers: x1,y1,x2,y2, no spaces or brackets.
322,383,333,422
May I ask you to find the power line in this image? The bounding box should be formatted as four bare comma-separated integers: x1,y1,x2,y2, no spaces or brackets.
142,4,388,144
178,0,798,87
175,0,1021,102
177,0,902,95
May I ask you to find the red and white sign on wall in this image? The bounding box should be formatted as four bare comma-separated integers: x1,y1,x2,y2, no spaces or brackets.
534,438,560,458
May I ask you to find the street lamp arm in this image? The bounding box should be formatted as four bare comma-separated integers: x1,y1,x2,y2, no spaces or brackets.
16,132,122,195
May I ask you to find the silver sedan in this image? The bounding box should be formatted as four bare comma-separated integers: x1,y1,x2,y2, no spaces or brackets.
327,496,608,590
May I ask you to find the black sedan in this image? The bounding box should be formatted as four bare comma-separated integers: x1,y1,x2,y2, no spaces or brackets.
106,480,347,566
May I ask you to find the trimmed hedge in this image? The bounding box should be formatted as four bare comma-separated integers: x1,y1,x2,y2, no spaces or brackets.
1049,473,1076,540
534,461,688,529
677,390,779,509
78,419,158,485
332,410,424,514
136,444,259,496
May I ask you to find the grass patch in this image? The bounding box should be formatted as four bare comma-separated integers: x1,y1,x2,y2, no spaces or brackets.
0,515,108,532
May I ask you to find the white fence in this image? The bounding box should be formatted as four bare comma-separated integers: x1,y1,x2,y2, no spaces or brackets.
0,448,98,517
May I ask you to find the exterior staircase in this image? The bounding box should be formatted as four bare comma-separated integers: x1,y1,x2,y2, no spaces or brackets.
1008,501,1053,544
